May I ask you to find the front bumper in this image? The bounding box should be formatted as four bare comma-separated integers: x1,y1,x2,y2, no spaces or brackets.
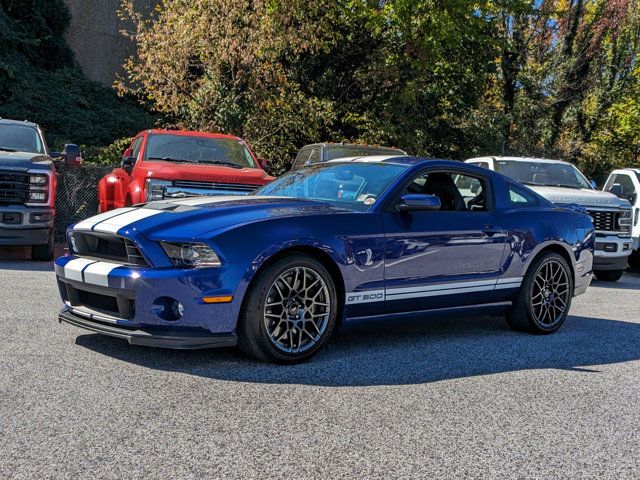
593,235,632,271
0,205,54,245
58,308,237,349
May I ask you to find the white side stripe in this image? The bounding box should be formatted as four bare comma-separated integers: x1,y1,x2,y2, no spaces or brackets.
346,277,524,304
83,262,123,287
93,208,163,234
63,258,96,282
73,208,136,231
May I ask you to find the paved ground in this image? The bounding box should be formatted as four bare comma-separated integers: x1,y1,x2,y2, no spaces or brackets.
1,257,639,479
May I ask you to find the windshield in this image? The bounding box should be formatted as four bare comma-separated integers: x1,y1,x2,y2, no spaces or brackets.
144,134,256,168
494,160,592,189
255,162,408,211
325,145,405,161
0,124,44,154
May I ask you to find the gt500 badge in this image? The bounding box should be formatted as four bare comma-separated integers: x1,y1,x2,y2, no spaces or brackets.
345,290,385,305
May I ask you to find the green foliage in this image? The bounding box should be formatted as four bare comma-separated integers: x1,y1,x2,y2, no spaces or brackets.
0,0,150,152
81,137,132,165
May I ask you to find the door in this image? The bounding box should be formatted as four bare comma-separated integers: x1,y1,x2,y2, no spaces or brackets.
382,169,508,313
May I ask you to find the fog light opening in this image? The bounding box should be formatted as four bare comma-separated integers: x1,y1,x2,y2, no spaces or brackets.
152,297,184,321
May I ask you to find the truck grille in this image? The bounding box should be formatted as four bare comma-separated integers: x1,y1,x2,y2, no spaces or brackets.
173,180,259,193
70,231,149,267
0,170,29,205
587,209,621,232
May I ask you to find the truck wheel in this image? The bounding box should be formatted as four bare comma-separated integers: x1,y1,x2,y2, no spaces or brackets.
31,232,55,261
506,252,573,334
594,270,624,282
238,254,338,364
629,252,640,270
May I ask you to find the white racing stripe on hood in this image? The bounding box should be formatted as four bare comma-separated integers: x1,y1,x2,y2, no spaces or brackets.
92,208,164,234
73,208,136,231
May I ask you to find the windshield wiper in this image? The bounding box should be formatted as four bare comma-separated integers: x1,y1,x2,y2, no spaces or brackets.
522,181,581,189
147,156,196,163
0,147,17,152
199,160,244,169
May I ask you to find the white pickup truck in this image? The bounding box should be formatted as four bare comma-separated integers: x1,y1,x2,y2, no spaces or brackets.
603,168,640,269
466,156,633,282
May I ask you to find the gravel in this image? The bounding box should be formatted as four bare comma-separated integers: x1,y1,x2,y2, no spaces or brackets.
1,260,639,479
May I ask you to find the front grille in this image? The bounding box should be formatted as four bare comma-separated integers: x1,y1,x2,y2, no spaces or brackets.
58,278,135,319
173,180,259,192
587,209,622,232
0,170,29,205
70,231,149,266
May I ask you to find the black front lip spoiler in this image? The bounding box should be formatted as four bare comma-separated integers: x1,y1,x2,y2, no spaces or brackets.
58,309,238,350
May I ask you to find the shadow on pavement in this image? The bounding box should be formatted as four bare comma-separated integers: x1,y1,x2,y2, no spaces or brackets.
75,313,640,387
0,244,66,272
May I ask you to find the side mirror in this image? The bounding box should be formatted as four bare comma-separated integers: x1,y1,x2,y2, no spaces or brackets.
122,156,135,174
590,179,597,189
397,194,441,213
51,144,82,167
259,158,268,169
608,184,624,197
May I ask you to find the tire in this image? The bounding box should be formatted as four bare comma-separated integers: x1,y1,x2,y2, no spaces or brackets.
31,233,54,261
238,254,339,364
593,270,624,282
627,252,640,270
506,252,573,334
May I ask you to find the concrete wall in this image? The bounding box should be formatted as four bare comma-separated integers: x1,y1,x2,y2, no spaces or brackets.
63,0,157,86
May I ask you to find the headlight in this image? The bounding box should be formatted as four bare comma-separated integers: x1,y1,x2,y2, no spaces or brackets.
29,174,48,185
145,179,172,201
27,173,50,203
619,209,632,231
160,241,221,268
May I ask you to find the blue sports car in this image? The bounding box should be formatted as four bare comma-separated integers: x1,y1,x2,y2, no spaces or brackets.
55,157,595,363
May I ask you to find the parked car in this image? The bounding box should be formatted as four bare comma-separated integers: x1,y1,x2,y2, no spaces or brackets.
466,156,632,282
55,156,593,363
0,118,81,260
603,168,640,268
290,142,406,170
98,129,273,212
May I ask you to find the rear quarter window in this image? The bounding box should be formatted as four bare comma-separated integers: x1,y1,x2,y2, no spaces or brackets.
507,183,539,206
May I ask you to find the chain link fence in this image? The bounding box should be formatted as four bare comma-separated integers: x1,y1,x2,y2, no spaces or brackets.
54,165,115,242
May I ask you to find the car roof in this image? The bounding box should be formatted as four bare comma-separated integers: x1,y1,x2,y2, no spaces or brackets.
0,118,39,128
611,168,640,174
467,155,571,165
303,142,405,151
146,129,243,141
328,155,471,168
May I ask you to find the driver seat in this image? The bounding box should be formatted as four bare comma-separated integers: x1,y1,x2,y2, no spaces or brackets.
422,173,466,211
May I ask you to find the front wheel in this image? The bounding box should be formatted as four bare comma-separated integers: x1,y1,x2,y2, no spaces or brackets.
31,232,54,261
238,254,339,364
594,269,624,282
506,252,573,334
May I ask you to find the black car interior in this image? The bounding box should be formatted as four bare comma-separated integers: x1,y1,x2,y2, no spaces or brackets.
404,171,486,211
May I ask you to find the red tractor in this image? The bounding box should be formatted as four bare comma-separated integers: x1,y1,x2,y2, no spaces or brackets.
98,129,273,212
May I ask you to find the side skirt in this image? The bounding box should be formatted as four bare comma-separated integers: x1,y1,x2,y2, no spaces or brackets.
343,301,512,325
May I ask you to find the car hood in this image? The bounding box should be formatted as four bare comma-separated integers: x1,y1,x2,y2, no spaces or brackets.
528,185,629,208
0,151,53,171
141,160,273,185
75,196,353,240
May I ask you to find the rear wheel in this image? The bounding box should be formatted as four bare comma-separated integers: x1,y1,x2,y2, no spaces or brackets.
594,270,624,282
238,254,338,364
31,232,54,261
506,252,573,334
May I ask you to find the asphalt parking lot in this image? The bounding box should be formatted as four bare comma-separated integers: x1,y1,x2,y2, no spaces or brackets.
1,259,639,479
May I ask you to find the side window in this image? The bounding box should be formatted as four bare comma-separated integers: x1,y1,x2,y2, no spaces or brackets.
307,148,321,164
615,174,636,194
131,137,143,159
293,148,311,169
507,183,538,206
401,171,488,212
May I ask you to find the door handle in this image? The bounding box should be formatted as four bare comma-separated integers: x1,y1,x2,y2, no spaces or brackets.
482,225,503,236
